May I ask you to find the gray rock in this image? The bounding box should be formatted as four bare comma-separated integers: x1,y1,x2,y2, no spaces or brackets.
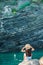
19,59,40,65
0,1,43,52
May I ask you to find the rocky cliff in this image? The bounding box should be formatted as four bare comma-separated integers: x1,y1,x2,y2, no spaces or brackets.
0,1,43,52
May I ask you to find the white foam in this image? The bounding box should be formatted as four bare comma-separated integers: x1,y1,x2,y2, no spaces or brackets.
14,54,16,58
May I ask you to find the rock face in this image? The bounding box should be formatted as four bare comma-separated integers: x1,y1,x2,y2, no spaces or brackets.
0,1,43,52
19,59,40,65
32,0,41,3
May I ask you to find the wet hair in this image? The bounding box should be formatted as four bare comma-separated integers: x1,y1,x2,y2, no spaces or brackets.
26,48,32,56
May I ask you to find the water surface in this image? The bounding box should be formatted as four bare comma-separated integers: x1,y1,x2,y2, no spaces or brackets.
0,49,43,65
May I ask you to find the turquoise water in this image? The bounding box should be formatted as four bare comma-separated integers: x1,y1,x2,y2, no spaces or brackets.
0,49,43,65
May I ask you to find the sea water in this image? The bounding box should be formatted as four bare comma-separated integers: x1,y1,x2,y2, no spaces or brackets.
0,49,43,65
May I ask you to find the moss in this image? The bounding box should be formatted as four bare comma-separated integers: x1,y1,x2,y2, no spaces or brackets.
12,9,17,14
18,2,30,10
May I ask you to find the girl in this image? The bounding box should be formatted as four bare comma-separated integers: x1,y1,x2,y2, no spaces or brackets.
24,48,32,60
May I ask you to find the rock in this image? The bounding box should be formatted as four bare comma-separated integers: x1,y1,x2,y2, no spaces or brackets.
21,44,35,52
0,1,43,52
2,5,14,18
19,59,40,65
32,0,41,4
39,57,43,65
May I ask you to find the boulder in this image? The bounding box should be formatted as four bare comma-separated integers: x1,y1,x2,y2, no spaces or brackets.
19,59,40,65
39,57,43,65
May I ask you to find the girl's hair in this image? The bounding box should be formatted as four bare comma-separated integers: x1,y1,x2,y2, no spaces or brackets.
26,48,32,56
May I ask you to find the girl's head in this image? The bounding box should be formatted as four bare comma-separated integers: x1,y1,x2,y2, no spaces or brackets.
26,48,32,52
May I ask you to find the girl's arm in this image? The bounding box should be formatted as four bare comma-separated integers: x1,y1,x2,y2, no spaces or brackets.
24,53,27,60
